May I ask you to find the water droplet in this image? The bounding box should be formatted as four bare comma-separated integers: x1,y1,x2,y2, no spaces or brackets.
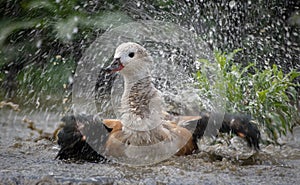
229,1,236,9
36,40,42,48
73,27,78,33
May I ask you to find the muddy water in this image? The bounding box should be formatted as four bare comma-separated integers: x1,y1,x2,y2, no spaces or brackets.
0,108,299,185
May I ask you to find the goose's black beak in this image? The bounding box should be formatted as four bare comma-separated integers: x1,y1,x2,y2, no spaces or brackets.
105,58,124,73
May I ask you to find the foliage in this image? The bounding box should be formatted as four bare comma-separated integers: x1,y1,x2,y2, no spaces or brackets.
0,0,131,46
195,50,300,143
15,55,76,110
0,0,131,99
17,56,74,93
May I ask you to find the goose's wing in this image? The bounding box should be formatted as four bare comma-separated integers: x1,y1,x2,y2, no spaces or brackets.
56,115,109,162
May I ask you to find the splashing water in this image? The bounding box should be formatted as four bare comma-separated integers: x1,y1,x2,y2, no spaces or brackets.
72,20,225,165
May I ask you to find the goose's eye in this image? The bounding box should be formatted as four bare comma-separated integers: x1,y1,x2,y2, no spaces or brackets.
128,52,135,58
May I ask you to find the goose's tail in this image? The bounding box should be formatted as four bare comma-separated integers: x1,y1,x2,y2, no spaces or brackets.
192,111,260,150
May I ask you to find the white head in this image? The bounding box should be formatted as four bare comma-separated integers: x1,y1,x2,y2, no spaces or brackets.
106,42,152,82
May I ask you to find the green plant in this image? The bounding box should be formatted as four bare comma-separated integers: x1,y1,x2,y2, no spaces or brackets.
0,0,132,99
15,56,76,110
196,50,300,143
0,0,131,46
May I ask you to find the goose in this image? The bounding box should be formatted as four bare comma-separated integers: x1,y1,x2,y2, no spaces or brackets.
56,42,260,163
102,42,201,159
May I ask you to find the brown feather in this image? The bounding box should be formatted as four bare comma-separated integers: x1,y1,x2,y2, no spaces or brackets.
103,119,197,157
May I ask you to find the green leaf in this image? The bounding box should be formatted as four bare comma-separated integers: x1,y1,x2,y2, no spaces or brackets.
23,0,55,11
0,19,39,46
54,15,81,41
257,89,269,102
288,71,300,81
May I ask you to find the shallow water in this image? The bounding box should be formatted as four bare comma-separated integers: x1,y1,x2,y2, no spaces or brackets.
0,108,299,185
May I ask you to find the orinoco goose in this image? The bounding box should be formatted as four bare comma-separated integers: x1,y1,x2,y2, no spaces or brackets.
56,42,260,163
102,42,201,158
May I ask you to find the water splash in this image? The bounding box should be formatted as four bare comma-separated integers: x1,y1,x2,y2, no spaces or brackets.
72,20,225,165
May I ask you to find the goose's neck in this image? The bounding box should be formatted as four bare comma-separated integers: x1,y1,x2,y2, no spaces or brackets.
122,76,155,118
120,75,165,131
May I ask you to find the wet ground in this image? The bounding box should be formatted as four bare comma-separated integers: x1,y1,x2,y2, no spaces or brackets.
0,107,299,185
